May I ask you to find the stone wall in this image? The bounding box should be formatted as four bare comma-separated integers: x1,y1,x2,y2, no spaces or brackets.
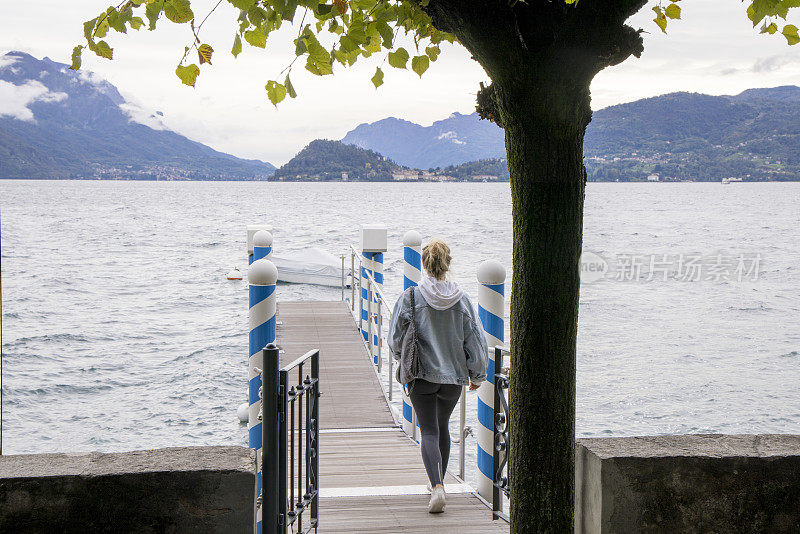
0,446,253,533
575,434,800,534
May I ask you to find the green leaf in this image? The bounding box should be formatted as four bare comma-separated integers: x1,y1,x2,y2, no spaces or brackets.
652,6,667,33
284,74,297,98
265,80,287,106
232,34,242,57
370,66,383,88
245,27,267,48
317,3,333,16
95,40,113,59
69,46,83,70
411,54,429,77
305,55,333,75
387,47,409,69
175,63,200,87
665,3,681,19
228,0,256,9
164,0,194,24
425,45,440,61
761,21,779,34
95,18,110,38
130,16,145,30
83,18,97,41
145,2,162,30
198,43,214,64
783,23,800,44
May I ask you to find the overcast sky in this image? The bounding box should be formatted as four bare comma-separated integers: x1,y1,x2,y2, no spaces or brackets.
1,1,799,165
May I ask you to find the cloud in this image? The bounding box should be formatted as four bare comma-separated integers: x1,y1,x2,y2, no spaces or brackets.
437,130,466,145
119,102,169,131
0,80,67,121
0,54,20,70
751,54,799,73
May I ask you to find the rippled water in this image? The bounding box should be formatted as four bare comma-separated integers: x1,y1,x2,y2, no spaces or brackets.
1,180,798,489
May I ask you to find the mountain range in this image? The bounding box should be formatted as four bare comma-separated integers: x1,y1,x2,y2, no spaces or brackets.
0,51,275,180
3,50,799,182
342,86,800,181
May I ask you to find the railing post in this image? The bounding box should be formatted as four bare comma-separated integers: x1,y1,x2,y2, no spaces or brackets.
377,297,383,373
247,223,273,265
253,230,273,262
476,260,506,501
310,350,320,525
360,225,386,366
401,230,422,436
459,386,466,479
340,255,345,302
350,251,355,311
260,344,280,534
367,277,374,360
249,259,278,534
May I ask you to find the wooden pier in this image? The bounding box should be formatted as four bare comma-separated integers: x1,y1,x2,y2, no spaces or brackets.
276,301,508,533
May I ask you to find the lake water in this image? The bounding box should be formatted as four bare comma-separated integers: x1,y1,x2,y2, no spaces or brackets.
1,180,799,490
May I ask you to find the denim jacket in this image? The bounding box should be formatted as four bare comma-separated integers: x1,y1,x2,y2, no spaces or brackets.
387,286,489,386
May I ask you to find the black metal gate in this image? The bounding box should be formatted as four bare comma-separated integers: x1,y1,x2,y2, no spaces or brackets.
492,346,510,523
260,343,320,534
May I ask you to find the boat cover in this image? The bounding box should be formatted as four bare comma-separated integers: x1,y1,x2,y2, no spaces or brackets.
271,247,347,286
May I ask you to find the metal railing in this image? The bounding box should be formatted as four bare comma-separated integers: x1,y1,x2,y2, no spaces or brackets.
260,344,320,534
343,245,472,480
348,245,394,400
492,346,511,523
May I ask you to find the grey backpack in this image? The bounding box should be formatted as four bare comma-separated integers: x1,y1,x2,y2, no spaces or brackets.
395,288,421,386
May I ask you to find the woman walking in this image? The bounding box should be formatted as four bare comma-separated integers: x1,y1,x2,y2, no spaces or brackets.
388,239,488,513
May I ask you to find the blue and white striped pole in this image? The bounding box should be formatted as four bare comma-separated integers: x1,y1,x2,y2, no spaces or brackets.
360,251,384,365
401,230,422,436
248,258,277,534
476,259,506,501
247,223,272,265
252,230,272,262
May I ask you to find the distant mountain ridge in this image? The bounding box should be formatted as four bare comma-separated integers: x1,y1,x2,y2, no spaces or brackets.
341,86,800,181
341,112,505,169
0,51,275,180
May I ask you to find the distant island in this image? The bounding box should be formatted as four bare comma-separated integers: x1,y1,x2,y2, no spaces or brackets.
272,139,507,182
2,51,799,182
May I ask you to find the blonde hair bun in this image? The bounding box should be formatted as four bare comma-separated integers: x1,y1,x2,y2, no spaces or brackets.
422,238,452,280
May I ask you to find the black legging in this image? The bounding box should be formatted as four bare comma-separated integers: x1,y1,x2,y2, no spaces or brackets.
408,379,462,487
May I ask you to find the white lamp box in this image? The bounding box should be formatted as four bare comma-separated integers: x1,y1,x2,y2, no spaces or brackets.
247,223,273,254
360,224,388,253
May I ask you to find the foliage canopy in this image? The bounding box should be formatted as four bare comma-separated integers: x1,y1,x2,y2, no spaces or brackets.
71,0,799,107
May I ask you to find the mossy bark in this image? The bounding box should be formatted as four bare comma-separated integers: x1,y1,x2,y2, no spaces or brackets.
499,82,589,534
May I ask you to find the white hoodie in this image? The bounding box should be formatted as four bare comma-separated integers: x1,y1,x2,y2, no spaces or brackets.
418,276,464,310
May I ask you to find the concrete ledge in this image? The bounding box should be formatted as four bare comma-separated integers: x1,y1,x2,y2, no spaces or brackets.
0,446,254,533
576,434,800,534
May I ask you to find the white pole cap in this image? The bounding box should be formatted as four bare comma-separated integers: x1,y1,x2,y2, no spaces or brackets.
248,258,278,286
247,223,273,254
253,229,273,247
403,230,422,247
477,259,506,285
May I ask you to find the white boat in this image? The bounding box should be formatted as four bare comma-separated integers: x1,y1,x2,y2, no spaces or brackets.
271,247,351,287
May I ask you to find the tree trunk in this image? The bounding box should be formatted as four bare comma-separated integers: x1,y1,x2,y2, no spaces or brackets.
499,80,590,533
417,4,646,532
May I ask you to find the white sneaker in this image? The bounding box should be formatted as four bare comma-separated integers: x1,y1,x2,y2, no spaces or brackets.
428,485,446,513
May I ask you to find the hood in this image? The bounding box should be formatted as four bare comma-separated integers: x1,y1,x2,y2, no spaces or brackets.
418,276,464,310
